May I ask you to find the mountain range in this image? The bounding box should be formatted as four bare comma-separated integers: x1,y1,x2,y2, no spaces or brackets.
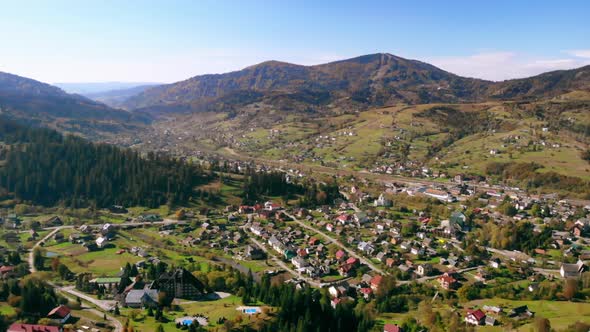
121,53,590,115
1,53,590,139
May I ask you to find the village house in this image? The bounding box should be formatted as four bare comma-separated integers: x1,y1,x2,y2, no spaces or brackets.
485,316,497,326
45,216,63,227
96,236,107,248
264,201,282,211
370,275,383,291
245,245,265,260
335,249,346,261
416,264,433,277
374,193,393,207
292,256,308,269
125,289,159,308
328,284,348,298
509,305,534,318
438,272,458,290
358,241,375,255
465,309,486,325
47,305,71,324
560,260,586,278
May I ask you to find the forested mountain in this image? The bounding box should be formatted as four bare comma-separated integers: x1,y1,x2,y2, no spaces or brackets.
122,53,491,114
0,72,151,139
488,64,590,100
0,116,209,208
122,53,590,115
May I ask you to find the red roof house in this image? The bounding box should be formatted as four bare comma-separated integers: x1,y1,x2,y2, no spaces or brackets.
438,273,458,290
308,237,320,246
346,257,358,266
465,309,486,325
47,304,72,323
370,275,383,291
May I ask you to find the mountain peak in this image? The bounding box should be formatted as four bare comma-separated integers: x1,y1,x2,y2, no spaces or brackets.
246,60,302,70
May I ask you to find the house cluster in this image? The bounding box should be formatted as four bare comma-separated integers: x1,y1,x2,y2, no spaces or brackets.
66,222,118,252
327,273,384,308
172,216,249,255
464,304,534,327
249,220,334,278
238,201,289,221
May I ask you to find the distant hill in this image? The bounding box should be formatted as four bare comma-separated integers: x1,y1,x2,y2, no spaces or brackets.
488,65,590,100
54,81,161,95
0,72,151,139
84,84,161,108
121,53,590,115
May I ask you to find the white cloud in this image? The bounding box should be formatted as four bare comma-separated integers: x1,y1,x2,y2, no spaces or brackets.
565,49,590,58
427,51,590,81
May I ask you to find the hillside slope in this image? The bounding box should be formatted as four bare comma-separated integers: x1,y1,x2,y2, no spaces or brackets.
0,72,150,140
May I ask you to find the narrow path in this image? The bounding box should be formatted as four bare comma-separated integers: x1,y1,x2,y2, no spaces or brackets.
29,227,63,273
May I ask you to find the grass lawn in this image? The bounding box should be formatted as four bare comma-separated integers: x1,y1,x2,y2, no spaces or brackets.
122,295,257,331
44,239,143,275
468,298,590,331
235,259,269,273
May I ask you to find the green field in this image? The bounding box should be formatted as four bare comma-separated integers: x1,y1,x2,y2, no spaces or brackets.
467,298,590,331
121,295,268,332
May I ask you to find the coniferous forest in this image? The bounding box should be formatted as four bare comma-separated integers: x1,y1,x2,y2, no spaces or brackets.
0,116,209,208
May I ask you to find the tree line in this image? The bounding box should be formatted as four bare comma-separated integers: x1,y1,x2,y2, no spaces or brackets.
0,116,210,208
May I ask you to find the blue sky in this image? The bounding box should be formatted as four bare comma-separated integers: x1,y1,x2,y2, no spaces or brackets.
1,0,589,83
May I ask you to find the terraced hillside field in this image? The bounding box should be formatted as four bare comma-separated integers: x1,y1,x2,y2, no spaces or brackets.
136,93,590,184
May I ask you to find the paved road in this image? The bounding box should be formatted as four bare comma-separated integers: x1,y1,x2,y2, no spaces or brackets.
485,247,532,262
59,285,117,311
284,212,388,275
53,283,122,332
